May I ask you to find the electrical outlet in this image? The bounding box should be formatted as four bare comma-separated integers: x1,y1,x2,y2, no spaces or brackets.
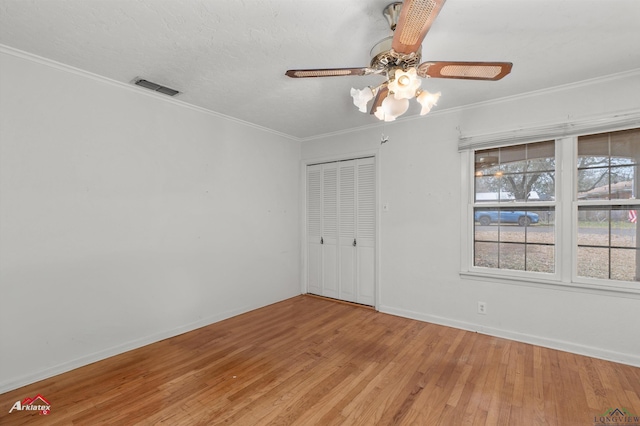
478,301,487,315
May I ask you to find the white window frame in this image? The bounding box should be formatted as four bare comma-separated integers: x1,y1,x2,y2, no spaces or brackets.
459,109,640,296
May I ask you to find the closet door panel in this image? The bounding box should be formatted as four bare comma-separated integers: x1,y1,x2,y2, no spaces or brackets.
306,165,322,295
356,158,376,305
321,163,339,298
338,161,356,302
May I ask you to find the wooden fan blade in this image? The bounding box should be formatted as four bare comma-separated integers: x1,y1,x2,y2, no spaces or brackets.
370,86,389,115
417,61,513,80
392,0,447,55
285,68,370,78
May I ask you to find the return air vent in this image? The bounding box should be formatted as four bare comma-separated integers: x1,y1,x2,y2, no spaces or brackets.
133,78,180,96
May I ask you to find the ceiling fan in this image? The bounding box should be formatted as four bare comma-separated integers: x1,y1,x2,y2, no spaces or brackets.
285,0,512,121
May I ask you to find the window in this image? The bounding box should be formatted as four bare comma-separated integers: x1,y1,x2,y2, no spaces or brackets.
577,129,640,281
462,121,640,294
473,141,556,273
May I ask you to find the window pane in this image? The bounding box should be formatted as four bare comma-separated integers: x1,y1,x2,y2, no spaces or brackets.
475,218,500,241
611,249,637,281
577,247,609,279
527,140,555,159
526,142,556,201
475,242,498,268
611,215,637,248
500,144,527,164
610,165,635,199
610,128,640,159
499,243,525,270
577,209,610,247
526,209,555,245
527,245,555,273
475,149,499,170
499,223,526,243
578,134,609,158
475,174,503,202
577,168,609,199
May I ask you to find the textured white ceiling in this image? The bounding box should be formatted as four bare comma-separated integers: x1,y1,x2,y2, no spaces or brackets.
1,0,639,139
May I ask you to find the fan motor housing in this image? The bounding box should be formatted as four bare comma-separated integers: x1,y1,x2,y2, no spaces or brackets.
369,36,422,71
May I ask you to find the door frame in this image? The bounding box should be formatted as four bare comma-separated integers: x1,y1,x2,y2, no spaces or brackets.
300,149,381,310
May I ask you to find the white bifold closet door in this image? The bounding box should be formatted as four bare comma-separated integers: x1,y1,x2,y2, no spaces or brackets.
306,157,375,306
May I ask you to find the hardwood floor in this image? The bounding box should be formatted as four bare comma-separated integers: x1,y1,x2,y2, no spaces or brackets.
1,295,639,425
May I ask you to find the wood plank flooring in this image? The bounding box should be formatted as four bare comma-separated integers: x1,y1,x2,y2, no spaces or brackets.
1,295,639,425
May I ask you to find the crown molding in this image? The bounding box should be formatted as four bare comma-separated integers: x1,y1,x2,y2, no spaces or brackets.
0,44,301,142
457,68,640,114
3,43,638,144
300,68,640,143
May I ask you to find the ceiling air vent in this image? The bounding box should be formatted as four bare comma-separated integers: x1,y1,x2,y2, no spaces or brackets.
133,78,180,96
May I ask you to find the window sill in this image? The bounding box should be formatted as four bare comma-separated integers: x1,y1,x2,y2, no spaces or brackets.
460,270,640,298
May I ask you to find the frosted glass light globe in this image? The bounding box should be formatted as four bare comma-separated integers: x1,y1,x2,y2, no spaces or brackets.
350,87,374,113
416,90,441,115
381,95,409,119
388,68,421,100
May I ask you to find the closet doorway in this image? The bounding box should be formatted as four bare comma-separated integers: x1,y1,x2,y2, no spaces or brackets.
306,157,375,306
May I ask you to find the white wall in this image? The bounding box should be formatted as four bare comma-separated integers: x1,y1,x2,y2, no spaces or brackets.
301,70,640,366
0,49,301,392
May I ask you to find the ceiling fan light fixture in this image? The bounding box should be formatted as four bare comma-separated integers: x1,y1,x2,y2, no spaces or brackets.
416,90,441,115
382,94,410,120
388,68,422,99
374,106,399,122
285,1,512,123
351,87,375,113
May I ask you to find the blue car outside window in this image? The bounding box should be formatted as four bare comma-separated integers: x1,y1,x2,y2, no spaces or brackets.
474,211,539,225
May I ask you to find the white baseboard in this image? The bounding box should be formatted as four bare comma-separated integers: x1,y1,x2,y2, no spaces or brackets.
379,305,640,368
4,298,636,394
0,297,291,394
